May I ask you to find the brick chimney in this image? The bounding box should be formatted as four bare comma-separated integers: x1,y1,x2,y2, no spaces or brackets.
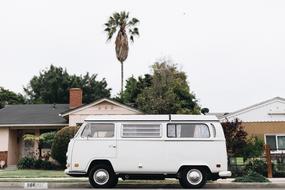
69,88,82,109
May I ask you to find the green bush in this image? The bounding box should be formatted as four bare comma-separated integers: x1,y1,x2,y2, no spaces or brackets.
243,137,264,159
40,131,56,148
17,157,36,169
245,159,267,176
51,126,79,166
17,157,58,170
234,170,269,182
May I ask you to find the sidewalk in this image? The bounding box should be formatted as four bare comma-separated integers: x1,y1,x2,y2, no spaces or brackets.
1,178,285,188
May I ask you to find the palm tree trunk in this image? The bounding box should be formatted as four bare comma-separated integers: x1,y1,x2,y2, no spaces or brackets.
121,61,124,95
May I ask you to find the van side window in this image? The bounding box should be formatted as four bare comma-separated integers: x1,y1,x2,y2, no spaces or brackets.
81,123,114,138
122,124,161,138
167,124,210,138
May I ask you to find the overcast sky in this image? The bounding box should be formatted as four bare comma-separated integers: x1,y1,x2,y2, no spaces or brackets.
0,0,284,112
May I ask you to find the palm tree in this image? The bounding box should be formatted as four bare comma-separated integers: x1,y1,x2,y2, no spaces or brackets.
104,11,139,94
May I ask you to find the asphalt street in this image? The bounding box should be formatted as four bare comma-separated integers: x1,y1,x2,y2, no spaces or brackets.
0,187,280,190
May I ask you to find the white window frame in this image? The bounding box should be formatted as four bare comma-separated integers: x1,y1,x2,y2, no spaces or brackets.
264,133,285,153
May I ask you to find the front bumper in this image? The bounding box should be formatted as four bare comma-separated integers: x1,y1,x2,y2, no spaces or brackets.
219,171,232,178
64,168,87,177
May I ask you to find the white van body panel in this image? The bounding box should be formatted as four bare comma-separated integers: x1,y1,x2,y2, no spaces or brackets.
66,115,230,178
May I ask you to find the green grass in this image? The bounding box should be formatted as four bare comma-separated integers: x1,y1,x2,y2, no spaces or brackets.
0,169,68,178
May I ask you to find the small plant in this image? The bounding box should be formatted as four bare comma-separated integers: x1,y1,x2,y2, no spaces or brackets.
245,159,267,176
234,170,270,183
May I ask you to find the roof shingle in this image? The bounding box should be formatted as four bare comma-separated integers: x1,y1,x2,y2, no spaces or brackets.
0,104,68,125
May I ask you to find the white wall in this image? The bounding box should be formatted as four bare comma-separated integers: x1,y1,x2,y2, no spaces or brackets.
222,100,285,122
0,128,9,151
68,101,140,126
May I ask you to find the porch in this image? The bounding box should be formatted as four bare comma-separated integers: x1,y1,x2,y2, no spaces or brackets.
0,126,64,167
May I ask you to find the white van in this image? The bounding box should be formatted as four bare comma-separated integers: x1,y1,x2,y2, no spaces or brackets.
65,115,231,188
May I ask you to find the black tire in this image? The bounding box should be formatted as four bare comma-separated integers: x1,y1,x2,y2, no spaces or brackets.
89,164,118,188
179,167,207,188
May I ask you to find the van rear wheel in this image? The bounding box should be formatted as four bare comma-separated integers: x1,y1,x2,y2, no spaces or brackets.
89,164,118,188
179,167,207,188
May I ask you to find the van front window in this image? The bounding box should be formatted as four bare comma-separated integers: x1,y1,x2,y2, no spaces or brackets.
81,123,114,138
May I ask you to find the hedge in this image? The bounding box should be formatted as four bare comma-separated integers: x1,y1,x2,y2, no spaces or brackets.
51,126,79,166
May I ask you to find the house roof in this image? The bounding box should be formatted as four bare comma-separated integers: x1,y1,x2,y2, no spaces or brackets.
60,98,142,117
219,96,285,121
0,104,68,126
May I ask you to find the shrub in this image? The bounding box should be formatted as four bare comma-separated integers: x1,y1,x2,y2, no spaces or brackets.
40,131,56,148
51,126,79,166
17,157,36,169
17,157,58,170
243,137,264,159
245,159,267,176
234,170,269,182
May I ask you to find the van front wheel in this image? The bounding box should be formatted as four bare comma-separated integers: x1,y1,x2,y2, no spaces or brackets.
89,164,118,188
179,167,207,188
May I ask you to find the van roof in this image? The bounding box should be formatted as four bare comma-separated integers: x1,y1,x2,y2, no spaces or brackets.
84,114,219,122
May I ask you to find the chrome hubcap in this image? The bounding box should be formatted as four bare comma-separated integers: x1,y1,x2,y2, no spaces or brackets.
186,169,203,185
93,169,109,185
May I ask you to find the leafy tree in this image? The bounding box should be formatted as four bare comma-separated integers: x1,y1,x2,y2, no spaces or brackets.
120,74,152,107
0,87,25,108
136,60,200,114
24,65,111,104
104,11,140,94
222,119,248,156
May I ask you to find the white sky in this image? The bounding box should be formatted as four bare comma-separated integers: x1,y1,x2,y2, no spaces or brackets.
0,0,284,112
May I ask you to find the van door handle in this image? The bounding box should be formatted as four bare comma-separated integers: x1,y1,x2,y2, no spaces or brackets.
109,145,116,148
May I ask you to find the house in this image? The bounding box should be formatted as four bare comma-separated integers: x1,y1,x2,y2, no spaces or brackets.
0,88,141,167
218,97,285,153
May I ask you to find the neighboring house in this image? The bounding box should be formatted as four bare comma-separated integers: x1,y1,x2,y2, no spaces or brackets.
0,88,141,166
217,97,285,153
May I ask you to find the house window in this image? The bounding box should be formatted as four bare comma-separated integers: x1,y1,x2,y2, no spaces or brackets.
81,123,114,138
122,124,161,138
265,135,285,151
167,123,210,138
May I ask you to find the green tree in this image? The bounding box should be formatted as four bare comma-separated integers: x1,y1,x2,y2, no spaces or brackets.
104,11,140,94
136,60,200,114
120,74,152,107
0,87,25,108
24,65,111,104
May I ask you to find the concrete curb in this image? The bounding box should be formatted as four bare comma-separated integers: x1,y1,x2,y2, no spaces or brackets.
1,181,285,189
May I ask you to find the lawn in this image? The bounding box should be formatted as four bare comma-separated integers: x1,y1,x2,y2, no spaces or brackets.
0,169,68,178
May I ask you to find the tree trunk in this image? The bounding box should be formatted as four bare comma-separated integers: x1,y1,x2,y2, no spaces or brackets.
121,61,124,95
